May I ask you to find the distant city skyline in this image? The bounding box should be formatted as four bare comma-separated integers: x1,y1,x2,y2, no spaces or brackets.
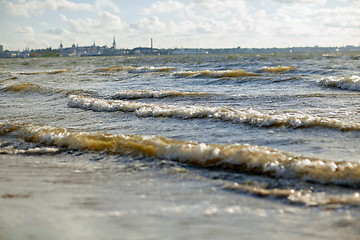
1,0,360,51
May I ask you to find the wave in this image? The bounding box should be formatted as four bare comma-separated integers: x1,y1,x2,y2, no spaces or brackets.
95,65,176,73
68,95,360,131
111,90,214,100
0,146,60,155
262,66,296,73
2,82,60,95
17,69,68,75
224,182,360,206
173,69,259,78
1,82,90,96
1,121,360,187
319,75,360,91
95,65,295,78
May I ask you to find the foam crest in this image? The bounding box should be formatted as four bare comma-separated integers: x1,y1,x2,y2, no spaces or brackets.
224,182,360,206
128,66,176,73
262,66,296,73
319,75,360,91
2,82,59,94
173,69,259,78
1,121,360,187
0,146,60,155
96,65,175,73
95,65,134,72
18,69,68,75
68,95,360,131
2,82,90,96
111,90,213,99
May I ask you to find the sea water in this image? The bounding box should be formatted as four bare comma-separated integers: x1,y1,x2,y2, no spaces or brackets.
1,52,360,239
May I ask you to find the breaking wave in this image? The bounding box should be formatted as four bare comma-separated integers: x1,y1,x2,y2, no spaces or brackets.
17,69,68,75
68,95,360,131
111,90,213,100
224,182,360,206
95,65,176,73
0,146,60,155
1,121,360,188
173,69,259,78
2,82,60,95
1,82,91,96
319,75,360,91
262,66,296,73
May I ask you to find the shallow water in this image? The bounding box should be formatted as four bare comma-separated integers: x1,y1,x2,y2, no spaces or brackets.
1,52,360,239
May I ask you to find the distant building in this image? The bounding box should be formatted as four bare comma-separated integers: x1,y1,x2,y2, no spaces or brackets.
112,36,116,49
0,45,3,53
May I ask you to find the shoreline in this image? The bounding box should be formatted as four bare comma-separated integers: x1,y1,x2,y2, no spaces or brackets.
1,153,360,239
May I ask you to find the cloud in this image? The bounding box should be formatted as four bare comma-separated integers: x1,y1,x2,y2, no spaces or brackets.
144,0,186,14
271,0,326,4
4,0,44,17
43,27,64,35
192,0,247,13
62,10,126,37
2,0,118,17
131,16,167,34
15,26,34,36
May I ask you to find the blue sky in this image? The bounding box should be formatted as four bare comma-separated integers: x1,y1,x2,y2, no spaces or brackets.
0,0,359,50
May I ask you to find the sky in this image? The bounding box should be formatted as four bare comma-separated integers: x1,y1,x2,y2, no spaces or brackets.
0,0,359,51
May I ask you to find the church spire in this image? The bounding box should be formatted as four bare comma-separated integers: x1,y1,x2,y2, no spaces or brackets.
112,36,116,49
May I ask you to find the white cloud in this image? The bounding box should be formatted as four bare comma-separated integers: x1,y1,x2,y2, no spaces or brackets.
195,18,227,34
131,16,167,34
4,0,44,17
2,0,359,50
192,0,247,14
144,0,186,14
271,0,326,5
95,0,120,13
64,11,126,34
2,0,119,17
15,26,34,36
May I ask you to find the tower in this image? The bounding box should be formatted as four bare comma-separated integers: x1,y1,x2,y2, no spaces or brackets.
112,36,116,49
151,38,153,49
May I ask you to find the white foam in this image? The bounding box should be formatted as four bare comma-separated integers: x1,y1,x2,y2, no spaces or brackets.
111,90,212,99
2,121,360,187
319,75,360,91
68,95,360,131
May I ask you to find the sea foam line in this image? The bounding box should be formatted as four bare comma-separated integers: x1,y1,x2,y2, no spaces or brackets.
1,121,360,187
68,95,360,131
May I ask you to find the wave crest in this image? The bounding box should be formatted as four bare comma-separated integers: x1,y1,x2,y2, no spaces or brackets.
18,69,68,75
224,182,360,206
319,75,360,91
262,66,296,73
1,82,91,96
1,121,360,187
95,65,175,73
2,82,57,94
68,95,360,131
173,69,259,78
111,90,213,99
